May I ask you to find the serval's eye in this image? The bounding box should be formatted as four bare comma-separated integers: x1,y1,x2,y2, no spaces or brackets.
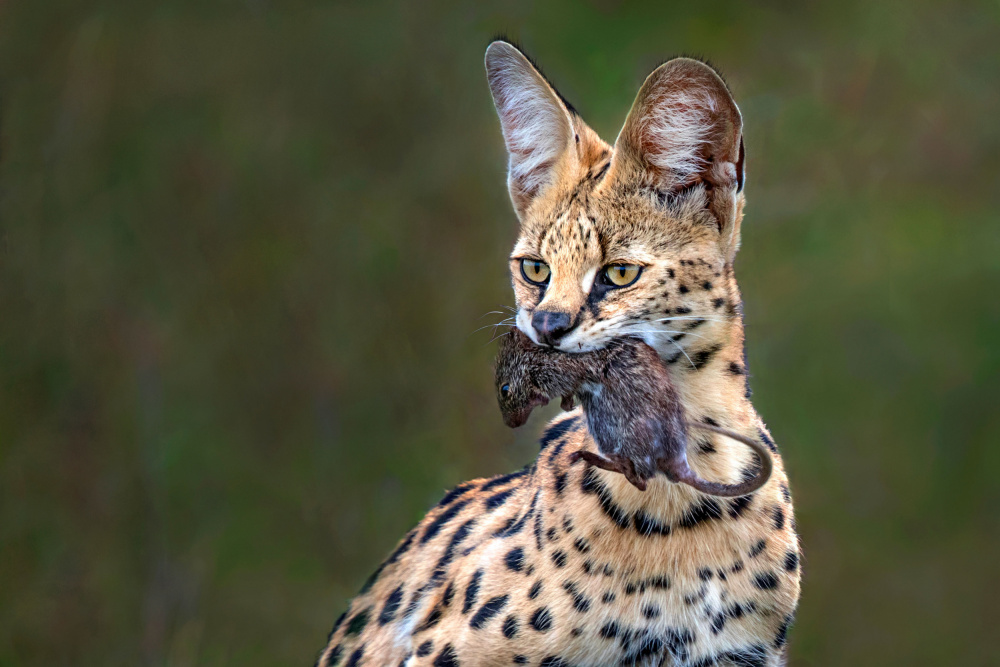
501,384,511,396
520,259,551,285
603,263,642,287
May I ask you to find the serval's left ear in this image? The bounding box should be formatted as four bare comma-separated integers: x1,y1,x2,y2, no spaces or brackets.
485,41,577,220
609,58,745,259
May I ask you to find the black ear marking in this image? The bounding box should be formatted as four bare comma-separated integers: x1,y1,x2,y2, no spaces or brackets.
736,136,746,193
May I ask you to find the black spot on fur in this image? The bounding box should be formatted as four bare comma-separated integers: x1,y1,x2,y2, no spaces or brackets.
436,483,474,508
431,518,477,584
551,550,567,568
480,469,527,493
784,552,799,571
757,428,778,453
462,569,483,614
692,344,723,370
485,487,517,510
327,611,347,639
502,615,519,639
599,620,620,639
581,468,630,529
345,608,370,636
643,603,661,619
470,595,509,629
442,581,455,607
774,615,794,648
540,417,579,450
345,646,364,667
728,361,744,374
698,568,714,581
529,580,543,599
432,644,459,667
416,640,434,657
422,499,473,544
773,506,786,530
573,537,591,553
749,539,767,558
633,509,671,536
358,562,385,595
728,494,752,518
602,591,616,603
562,581,591,612
752,572,780,590
780,483,792,502
505,547,526,572
324,644,342,667
541,657,572,667
530,607,553,632
416,605,443,632
379,586,404,625
710,601,757,635
494,491,539,538
554,472,568,496
678,498,723,529
513,656,528,664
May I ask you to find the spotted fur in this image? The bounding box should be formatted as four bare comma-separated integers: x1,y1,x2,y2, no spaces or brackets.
316,41,800,666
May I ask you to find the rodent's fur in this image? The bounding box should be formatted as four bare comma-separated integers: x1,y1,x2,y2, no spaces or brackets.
495,327,773,496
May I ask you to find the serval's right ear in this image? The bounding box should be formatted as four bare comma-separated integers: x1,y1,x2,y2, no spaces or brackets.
485,41,576,219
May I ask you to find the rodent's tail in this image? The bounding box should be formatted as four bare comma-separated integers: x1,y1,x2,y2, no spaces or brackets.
675,423,773,497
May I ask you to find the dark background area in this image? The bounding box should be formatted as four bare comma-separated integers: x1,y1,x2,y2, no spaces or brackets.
3,1,1000,665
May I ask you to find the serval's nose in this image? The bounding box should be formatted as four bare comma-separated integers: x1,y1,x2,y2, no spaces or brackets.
531,310,573,346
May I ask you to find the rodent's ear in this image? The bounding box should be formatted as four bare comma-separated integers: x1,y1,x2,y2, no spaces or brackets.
485,41,577,219
607,58,745,259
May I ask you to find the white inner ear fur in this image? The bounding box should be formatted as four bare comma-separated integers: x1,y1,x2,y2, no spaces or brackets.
639,84,719,188
486,44,572,199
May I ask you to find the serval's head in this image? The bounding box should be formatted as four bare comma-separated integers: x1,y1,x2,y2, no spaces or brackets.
486,41,746,371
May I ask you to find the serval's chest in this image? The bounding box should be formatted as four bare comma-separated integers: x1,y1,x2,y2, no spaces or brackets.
318,413,800,667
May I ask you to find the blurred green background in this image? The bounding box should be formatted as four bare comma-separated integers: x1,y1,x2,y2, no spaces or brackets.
3,1,1000,665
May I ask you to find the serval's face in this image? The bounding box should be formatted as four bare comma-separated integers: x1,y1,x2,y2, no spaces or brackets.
487,44,747,360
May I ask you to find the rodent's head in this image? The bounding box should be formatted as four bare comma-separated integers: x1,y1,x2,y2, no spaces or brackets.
494,329,550,428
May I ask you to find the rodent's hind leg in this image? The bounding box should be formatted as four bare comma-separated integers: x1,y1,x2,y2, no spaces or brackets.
569,450,648,491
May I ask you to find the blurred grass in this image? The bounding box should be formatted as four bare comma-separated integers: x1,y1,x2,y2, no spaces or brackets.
2,0,999,665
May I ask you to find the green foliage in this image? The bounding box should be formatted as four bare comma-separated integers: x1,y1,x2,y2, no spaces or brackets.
2,0,999,664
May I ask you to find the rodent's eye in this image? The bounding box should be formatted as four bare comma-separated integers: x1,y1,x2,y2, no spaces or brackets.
603,263,642,287
501,384,511,396
520,259,551,285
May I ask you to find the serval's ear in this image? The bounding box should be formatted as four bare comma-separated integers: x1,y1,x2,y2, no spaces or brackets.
609,58,745,256
485,41,576,219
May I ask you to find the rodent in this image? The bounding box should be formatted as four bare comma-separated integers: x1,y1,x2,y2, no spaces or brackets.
494,327,773,496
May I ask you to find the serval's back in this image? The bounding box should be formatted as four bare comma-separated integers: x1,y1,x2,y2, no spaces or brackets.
316,40,800,667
